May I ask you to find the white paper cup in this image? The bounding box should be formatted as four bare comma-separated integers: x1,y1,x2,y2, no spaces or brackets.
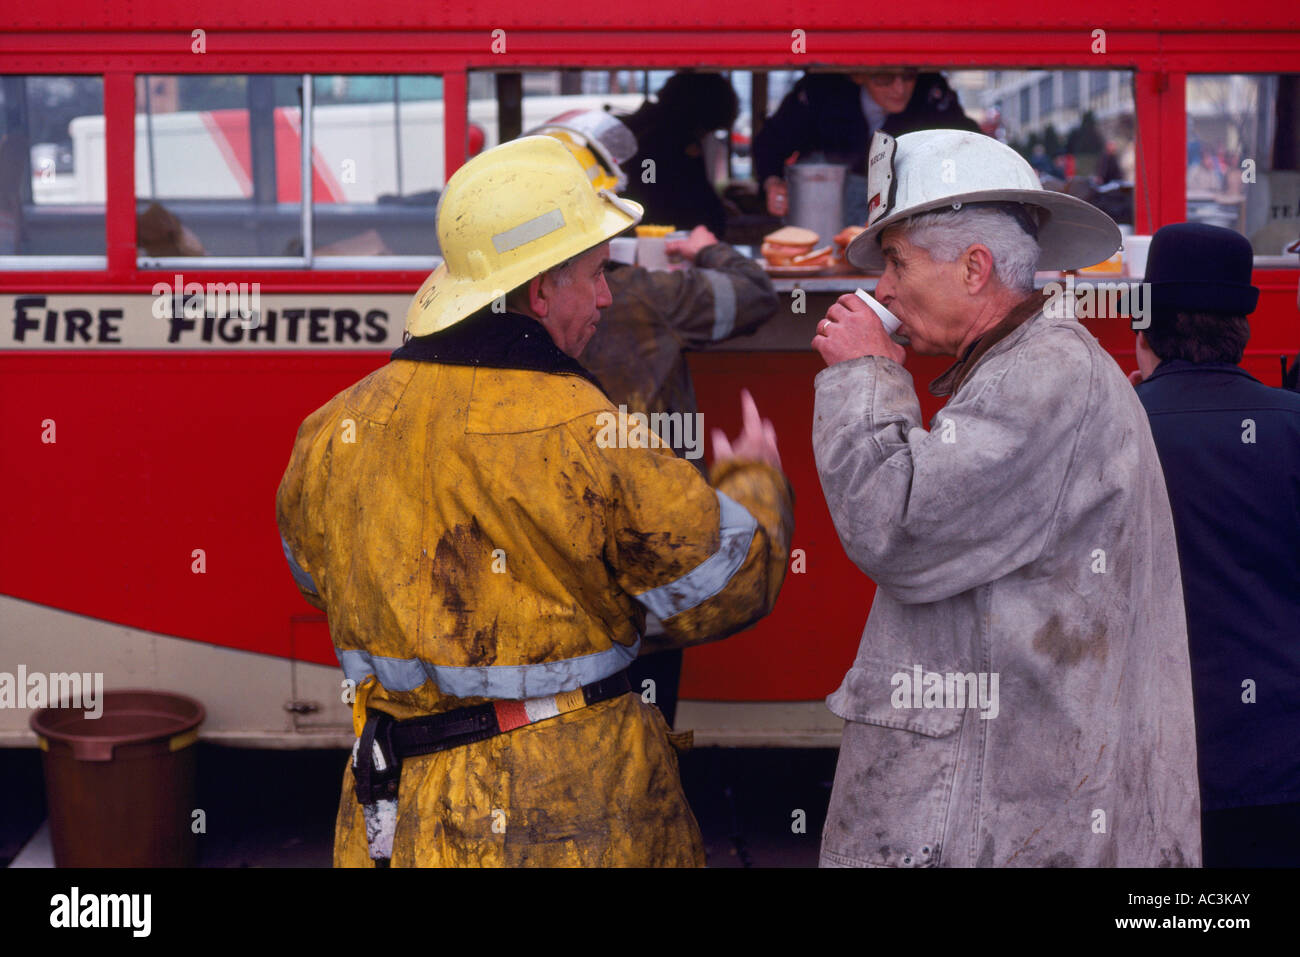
854,289,902,335
1123,236,1152,278
609,237,637,264
636,236,670,270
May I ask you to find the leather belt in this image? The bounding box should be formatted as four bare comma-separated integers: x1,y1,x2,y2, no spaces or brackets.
391,669,632,759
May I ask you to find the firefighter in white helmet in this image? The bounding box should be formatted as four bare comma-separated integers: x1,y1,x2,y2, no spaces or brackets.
811,129,1201,867
277,135,794,867
527,110,782,726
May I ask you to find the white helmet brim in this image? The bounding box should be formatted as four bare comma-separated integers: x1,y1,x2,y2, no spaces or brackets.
846,129,1121,272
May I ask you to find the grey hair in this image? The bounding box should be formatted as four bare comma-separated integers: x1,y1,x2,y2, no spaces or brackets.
899,206,1041,292
503,255,578,312
548,255,578,286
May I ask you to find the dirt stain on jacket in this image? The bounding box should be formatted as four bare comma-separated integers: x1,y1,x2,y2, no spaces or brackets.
434,518,490,646
1032,613,1109,666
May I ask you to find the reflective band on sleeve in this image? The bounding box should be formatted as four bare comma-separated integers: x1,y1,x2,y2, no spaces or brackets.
492,208,566,254
699,268,737,341
338,649,425,691
634,490,757,620
281,535,319,595
337,637,639,699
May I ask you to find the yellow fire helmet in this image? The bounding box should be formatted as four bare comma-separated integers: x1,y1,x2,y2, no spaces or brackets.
526,109,638,193
405,135,643,337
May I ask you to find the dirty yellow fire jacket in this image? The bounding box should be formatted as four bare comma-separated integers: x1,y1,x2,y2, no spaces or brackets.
276,310,793,867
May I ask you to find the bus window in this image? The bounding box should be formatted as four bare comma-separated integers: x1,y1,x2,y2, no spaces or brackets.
1187,74,1300,262
749,68,1135,243
0,75,106,264
310,75,445,261
135,74,304,263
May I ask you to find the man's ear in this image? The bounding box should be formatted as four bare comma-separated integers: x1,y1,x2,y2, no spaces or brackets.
962,244,997,293
527,275,548,318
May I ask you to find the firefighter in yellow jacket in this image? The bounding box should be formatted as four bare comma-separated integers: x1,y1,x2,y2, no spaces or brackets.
276,136,794,867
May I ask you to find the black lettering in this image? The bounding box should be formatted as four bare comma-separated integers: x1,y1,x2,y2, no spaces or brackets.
64,309,93,343
247,310,276,343
97,309,123,343
308,308,330,343
217,316,244,343
364,310,387,343
13,297,44,341
201,315,217,341
168,314,196,343
334,309,360,342
283,309,305,341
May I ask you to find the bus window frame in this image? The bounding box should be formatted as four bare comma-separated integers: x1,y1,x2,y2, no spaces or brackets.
0,64,1167,278
0,24,1295,284
0,255,107,270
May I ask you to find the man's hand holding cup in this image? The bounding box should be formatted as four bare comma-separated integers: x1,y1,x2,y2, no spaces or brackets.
813,291,906,367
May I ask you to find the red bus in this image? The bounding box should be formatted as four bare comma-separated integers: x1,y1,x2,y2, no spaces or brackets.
2,2,1298,748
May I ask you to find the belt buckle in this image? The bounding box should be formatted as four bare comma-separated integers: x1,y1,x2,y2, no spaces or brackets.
353,709,400,806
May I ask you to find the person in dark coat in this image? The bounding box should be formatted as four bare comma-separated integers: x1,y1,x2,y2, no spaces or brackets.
754,70,980,223
620,72,739,238
1129,222,1300,867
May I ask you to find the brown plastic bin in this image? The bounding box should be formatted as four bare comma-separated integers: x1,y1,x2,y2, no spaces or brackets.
30,690,205,867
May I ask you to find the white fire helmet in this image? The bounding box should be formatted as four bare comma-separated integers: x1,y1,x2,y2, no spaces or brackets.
846,129,1121,272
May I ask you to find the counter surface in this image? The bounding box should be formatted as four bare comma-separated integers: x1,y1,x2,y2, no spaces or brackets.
709,266,1141,351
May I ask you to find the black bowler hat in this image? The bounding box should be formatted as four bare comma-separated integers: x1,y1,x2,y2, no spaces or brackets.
1144,222,1259,315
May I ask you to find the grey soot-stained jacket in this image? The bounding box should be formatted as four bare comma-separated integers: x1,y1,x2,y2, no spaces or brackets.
812,297,1202,867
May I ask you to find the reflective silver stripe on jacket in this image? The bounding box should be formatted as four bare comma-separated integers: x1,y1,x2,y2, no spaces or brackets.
337,637,639,699
281,535,319,595
699,268,737,340
635,490,757,620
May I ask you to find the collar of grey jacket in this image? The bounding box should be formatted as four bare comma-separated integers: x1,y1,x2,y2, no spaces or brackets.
928,294,1044,397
